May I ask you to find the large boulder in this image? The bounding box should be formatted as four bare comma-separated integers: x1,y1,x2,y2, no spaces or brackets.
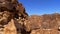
0,0,28,34
4,19,17,34
0,0,18,11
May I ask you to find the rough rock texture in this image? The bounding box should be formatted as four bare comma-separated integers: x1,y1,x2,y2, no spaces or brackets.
30,29,58,34
24,14,60,34
24,14,58,31
0,0,28,34
24,15,42,32
0,0,18,11
4,19,17,34
0,0,60,34
16,3,28,19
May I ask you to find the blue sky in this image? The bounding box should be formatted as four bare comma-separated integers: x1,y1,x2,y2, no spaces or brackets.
18,0,60,15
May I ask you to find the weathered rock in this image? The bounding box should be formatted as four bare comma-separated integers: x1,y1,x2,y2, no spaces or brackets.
4,19,17,34
0,0,60,34
16,3,28,19
0,0,29,34
24,14,58,32
0,11,11,25
30,29,43,34
41,14,58,29
14,19,24,34
24,20,31,32
30,29,58,34
0,0,18,11
55,13,60,26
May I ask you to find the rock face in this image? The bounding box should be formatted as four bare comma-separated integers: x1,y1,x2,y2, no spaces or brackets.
0,0,60,34
0,0,18,11
0,0,28,34
16,3,28,19
24,14,60,34
30,29,58,34
4,19,17,34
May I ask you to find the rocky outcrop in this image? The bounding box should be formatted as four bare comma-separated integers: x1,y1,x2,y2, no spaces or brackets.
16,3,28,19
4,19,17,34
0,0,18,11
24,14,60,34
0,0,28,34
0,0,60,34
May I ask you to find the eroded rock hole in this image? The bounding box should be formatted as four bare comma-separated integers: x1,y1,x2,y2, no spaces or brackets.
58,27,60,31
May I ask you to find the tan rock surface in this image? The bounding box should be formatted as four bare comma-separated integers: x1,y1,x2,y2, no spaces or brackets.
4,19,17,34
24,14,58,32
30,29,58,34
